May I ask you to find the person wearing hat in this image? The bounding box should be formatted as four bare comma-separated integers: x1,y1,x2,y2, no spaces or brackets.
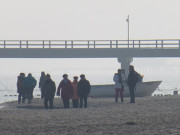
43,74,56,109
57,74,73,108
77,74,91,108
17,73,26,104
71,76,79,108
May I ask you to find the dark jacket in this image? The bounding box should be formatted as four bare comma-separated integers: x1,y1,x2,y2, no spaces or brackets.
39,75,47,89
43,79,56,99
127,71,139,87
17,76,25,93
23,74,37,88
57,79,73,99
77,79,91,97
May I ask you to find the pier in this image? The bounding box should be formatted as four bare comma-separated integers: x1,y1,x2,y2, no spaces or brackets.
1,39,180,73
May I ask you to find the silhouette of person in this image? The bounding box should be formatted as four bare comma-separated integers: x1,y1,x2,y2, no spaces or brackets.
71,76,79,108
113,69,126,103
23,73,37,104
77,74,91,108
57,74,73,108
17,73,26,104
39,71,47,99
127,65,139,103
43,74,56,109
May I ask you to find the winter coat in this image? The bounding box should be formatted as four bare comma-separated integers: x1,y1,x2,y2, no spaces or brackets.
127,71,139,87
43,79,56,99
23,75,37,88
72,82,79,100
77,79,91,97
113,73,126,89
17,76,25,93
57,79,73,99
39,75,47,89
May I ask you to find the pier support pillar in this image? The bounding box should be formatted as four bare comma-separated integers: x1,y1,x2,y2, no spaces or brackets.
118,57,133,75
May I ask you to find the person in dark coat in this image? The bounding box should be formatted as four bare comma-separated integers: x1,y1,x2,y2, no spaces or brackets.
57,74,73,108
23,73,37,104
77,74,91,108
127,65,139,103
39,71,47,99
43,74,56,109
17,73,26,104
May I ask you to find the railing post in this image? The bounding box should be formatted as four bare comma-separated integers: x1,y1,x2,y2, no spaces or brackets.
161,40,163,49
116,40,118,48
179,40,180,49
26,41,28,48
94,41,95,48
139,40,140,48
88,41,90,48
133,40,134,48
4,41,6,48
110,40,112,48
20,41,22,48
43,41,45,48
156,40,158,49
65,41,67,48
49,41,51,48
71,41,73,48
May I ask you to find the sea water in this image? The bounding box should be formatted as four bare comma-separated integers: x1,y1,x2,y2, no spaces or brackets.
1,58,180,104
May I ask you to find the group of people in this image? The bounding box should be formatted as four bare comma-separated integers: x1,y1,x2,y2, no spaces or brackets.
113,65,142,103
17,72,91,109
17,65,140,109
17,73,37,104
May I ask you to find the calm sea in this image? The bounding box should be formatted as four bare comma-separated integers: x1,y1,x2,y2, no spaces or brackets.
0,58,180,103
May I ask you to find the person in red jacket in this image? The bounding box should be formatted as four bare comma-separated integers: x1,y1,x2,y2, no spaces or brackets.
57,74,73,108
71,76,79,108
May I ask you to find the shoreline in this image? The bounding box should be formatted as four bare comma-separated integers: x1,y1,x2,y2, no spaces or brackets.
0,96,180,135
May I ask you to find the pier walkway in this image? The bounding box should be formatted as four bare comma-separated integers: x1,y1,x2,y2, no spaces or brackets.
1,39,180,72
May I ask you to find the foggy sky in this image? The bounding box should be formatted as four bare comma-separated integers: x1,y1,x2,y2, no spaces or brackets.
0,0,180,40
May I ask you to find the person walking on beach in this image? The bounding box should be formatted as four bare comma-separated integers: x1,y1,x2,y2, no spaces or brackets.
77,74,91,108
57,74,73,108
127,65,139,103
71,76,79,108
23,73,37,104
43,74,56,109
113,69,126,103
39,71,47,99
17,73,26,104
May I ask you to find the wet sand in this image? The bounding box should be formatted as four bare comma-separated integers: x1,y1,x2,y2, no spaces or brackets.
0,96,180,135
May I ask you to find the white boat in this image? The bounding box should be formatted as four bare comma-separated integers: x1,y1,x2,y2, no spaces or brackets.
90,81,162,97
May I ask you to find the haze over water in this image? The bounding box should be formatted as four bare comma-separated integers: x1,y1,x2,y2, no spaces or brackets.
0,57,180,103
1,0,180,102
1,57,180,89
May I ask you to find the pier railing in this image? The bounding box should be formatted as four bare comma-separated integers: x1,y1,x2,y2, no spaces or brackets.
0,39,180,49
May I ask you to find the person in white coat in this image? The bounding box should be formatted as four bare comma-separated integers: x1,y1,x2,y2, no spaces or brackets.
113,69,126,103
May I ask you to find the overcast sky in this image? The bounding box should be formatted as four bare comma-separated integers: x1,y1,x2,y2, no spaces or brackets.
1,0,180,88
0,0,180,40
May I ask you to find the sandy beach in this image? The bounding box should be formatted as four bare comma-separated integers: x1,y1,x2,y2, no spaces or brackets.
0,96,180,135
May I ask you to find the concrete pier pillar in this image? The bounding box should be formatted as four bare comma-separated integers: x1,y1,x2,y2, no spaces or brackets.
118,57,133,75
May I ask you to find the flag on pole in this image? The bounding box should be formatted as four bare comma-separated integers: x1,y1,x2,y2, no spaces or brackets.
126,18,129,22
126,15,129,22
